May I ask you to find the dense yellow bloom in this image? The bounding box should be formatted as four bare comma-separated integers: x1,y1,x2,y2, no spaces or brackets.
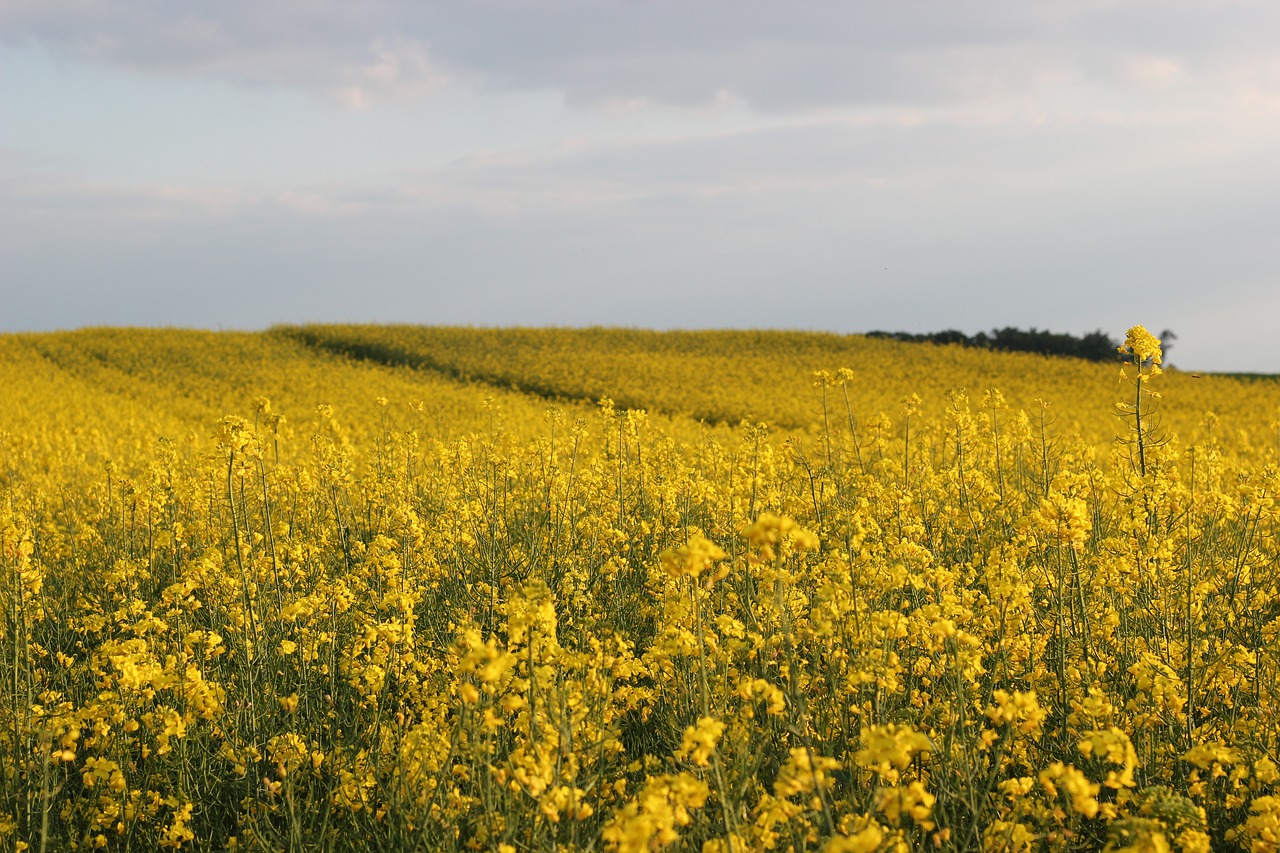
2,324,1279,850
876,780,936,829
774,747,840,798
660,535,727,581
1040,762,1101,818
736,677,787,716
983,820,1037,853
1183,741,1245,772
855,724,932,782
1030,493,1093,550
742,513,819,562
602,773,710,853
539,785,594,822
674,716,724,767
824,824,884,853
1120,326,1164,366
1104,819,1172,853
1233,796,1280,853
158,801,195,849
985,690,1047,734
1078,727,1139,790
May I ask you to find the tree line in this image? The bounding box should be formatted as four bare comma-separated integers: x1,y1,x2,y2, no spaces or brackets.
864,327,1164,363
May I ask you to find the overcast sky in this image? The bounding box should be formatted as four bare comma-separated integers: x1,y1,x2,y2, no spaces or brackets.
4,1,1280,372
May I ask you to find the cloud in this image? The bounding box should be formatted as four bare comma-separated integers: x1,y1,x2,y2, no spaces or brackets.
6,105,1280,370
1,1,451,107
6,1,1280,372
327,36,452,108
7,0,1280,112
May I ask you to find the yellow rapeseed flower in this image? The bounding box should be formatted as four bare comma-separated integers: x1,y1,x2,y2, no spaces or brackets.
674,716,724,767
1119,326,1163,366
660,534,727,580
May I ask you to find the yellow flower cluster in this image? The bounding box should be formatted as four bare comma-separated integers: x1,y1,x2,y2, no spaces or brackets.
0,324,1278,851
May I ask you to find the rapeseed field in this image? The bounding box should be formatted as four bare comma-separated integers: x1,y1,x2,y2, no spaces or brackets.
2,325,1280,851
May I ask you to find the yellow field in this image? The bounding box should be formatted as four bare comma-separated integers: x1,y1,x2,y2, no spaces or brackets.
2,325,1279,851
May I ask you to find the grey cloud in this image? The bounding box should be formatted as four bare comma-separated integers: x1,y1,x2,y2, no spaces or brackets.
2,1,450,103
5,109,1279,370
7,1,1280,109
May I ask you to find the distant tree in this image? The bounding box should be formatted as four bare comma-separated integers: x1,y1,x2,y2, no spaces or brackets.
928,329,969,346
864,326,1122,363
1078,330,1119,361
1159,329,1177,365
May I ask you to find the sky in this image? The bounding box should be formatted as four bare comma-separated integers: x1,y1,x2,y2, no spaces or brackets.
3,1,1280,372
